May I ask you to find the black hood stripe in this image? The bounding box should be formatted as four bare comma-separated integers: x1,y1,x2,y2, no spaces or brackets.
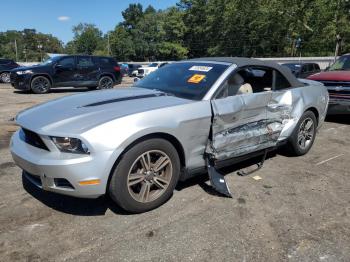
82,93,166,107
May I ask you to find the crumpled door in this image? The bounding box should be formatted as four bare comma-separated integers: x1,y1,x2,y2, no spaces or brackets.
265,90,294,142
206,92,273,161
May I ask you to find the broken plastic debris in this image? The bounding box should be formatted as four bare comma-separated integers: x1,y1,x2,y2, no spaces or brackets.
252,175,262,181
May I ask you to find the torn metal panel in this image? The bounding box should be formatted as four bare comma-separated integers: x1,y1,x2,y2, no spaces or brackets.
207,91,294,161
207,92,272,160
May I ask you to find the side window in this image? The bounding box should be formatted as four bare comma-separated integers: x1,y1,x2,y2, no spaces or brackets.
0,59,10,65
307,64,314,72
98,57,113,66
274,70,291,90
301,65,308,73
57,57,75,67
215,67,273,99
314,64,320,71
77,56,94,68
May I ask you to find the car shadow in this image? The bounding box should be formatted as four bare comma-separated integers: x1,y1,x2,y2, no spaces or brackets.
176,151,278,195
22,152,280,215
22,174,131,216
325,115,350,125
14,87,89,94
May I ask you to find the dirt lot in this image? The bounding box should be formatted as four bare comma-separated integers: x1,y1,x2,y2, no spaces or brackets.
0,80,349,262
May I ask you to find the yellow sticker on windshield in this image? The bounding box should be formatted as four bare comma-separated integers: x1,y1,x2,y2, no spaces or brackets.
188,74,206,84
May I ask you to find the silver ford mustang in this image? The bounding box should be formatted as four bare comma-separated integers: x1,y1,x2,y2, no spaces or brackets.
10,57,329,213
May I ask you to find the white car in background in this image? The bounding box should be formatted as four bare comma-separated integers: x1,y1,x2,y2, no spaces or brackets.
136,62,169,78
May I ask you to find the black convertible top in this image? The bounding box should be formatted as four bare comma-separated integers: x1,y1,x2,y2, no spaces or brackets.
188,57,303,87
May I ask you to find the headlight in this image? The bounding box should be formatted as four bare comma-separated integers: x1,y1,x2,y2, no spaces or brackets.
51,136,90,154
16,70,33,75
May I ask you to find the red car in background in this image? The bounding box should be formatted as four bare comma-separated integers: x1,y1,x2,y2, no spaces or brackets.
308,54,350,114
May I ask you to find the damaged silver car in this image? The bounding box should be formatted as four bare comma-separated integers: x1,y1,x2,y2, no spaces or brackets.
10,57,329,213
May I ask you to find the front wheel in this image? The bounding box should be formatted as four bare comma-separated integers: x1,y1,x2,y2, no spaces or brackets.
31,76,51,94
109,138,180,213
289,111,317,156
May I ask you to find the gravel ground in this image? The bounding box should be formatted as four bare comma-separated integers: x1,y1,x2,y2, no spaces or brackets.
0,80,349,262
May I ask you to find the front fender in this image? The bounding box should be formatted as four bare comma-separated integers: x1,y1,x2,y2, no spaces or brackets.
82,100,212,176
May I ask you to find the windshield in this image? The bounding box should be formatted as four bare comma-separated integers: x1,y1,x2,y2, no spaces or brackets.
283,64,301,71
134,62,229,100
149,63,159,67
328,56,350,71
41,56,60,65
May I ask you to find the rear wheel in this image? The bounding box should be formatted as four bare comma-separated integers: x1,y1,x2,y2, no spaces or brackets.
0,72,10,83
289,111,317,156
98,76,114,89
109,138,180,213
31,76,51,94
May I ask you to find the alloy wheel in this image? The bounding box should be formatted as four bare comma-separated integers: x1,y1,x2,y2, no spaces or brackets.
127,150,173,203
99,77,113,89
32,77,49,93
297,117,315,150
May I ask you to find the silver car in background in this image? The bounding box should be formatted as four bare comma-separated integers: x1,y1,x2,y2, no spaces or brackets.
10,57,329,213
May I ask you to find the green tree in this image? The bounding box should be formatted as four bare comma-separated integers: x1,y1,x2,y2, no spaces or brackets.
71,23,104,55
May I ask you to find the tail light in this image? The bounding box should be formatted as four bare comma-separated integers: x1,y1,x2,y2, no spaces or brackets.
113,66,121,72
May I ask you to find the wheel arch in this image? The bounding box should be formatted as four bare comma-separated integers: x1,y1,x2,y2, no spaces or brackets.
30,74,53,86
106,132,186,191
305,106,319,126
99,73,115,82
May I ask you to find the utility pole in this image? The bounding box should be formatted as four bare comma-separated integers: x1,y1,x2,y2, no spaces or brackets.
334,34,342,62
14,39,18,61
295,37,302,62
107,32,111,56
37,44,43,62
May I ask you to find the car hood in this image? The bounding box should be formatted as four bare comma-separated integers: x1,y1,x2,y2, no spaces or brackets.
308,71,350,82
12,64,44,72
16,87,192,135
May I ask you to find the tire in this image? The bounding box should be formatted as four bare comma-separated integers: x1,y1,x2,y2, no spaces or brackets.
98,76,114,89
109,138,181,213
0,72,11,83
289,111,317,156
31,76,51,94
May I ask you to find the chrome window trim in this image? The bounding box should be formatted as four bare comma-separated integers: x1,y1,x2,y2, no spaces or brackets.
203,64,238,100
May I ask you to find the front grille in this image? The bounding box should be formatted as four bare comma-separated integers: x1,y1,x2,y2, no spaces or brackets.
10,72,18,83
24,171,42,187
319,80,350,87
20,128,49,151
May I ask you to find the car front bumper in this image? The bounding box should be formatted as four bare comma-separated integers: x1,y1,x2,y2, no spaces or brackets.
10,130,116,198
10,73,31,90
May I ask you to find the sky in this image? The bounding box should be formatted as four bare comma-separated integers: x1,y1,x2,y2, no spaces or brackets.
0,0,179,44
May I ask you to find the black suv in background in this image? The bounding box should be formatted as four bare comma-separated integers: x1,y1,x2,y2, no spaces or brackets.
10,55,122,94
282,62,321,78
0,59,19,83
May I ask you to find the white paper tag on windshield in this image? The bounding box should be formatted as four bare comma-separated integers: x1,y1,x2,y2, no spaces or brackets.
189,66,213,72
